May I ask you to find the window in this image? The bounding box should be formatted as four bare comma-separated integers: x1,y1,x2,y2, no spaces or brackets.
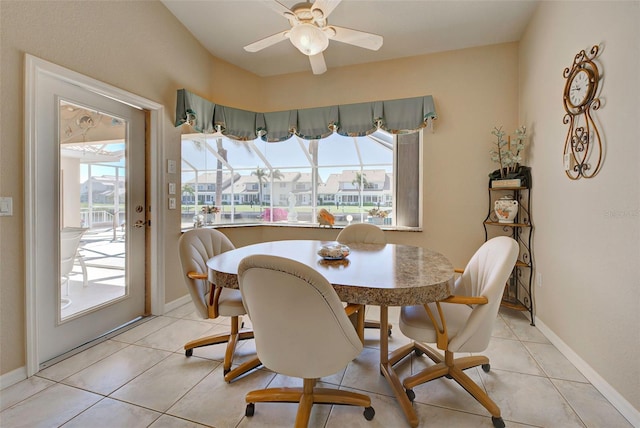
181,130,421,229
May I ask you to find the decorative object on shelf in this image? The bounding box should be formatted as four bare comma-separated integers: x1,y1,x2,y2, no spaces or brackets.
201,205,220,214
317,208,335,227
491,178,521,188
287,191,298,222
494,195,518,223
489,125,527,182
368,207,387,218
562,45,603,180
201,205,220,225
483,181,535,326
489,165,531,189
317,243,350,260
261,208,288,222
193,214,204,228
368,207,387,225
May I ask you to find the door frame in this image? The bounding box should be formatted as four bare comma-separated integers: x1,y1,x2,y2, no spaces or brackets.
24,54,165,376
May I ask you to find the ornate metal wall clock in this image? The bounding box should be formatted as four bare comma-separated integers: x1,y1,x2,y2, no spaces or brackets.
562,45,603,180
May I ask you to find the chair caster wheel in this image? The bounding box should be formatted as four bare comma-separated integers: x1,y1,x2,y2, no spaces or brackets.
413,349,423,357
445,374,453,379
245,403,255,417
388,328,392,337
482,363,491,372
185,349,193,357
405,389,415,402
223,368,231,375
491,416,505,428
363,406,375,421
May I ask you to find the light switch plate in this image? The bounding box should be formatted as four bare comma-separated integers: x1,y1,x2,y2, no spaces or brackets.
168,197,176,210
167,160,176,174
0,197,13,216
168,182,176,195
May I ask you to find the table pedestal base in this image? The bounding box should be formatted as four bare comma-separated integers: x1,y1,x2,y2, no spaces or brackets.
379,307,420,427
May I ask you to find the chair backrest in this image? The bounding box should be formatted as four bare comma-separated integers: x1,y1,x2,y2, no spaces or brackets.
448,236,519,353
238,254,363,379
178,228,235,319
60,227,87,277
336,223,386,244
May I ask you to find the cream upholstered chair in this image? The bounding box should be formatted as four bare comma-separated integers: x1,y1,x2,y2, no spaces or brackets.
336,222,386,245
397,236,518,428
336,223,391,336
178,228,261,382
238,254,375,427
60,227,88,309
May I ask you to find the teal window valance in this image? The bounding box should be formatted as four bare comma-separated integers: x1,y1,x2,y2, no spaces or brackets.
175,89,437,142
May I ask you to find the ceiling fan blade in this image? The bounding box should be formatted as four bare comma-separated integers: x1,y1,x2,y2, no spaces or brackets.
244,31,289,52
311,0,342,19
309,53,327,75
263,0,297,24
329,26,383,51
263,0,293,17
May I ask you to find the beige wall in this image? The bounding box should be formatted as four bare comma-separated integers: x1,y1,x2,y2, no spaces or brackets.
520,1,640,413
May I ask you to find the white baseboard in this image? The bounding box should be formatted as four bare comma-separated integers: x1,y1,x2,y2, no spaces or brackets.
163,294,192,314
0,366,27,390
535,318,640,427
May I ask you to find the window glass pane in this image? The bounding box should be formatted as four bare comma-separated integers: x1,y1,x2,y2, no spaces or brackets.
218,138,264,169
359,132,393,165
259,137,311,168
317,133,359,166
181,129,416,229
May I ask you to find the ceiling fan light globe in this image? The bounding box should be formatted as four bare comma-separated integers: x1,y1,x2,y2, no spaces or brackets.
289,23,328,56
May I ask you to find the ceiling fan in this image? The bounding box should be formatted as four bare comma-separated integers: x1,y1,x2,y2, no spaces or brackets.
243,0,383,75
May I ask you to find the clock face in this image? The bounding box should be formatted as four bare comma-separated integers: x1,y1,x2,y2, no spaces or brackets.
568,69,592,107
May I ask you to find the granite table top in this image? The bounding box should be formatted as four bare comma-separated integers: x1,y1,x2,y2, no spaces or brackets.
207,239,454,306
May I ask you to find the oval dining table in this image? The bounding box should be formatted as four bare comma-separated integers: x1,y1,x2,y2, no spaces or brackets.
207,239,455,427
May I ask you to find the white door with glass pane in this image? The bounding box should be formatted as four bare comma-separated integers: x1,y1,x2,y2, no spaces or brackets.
33,71,146,366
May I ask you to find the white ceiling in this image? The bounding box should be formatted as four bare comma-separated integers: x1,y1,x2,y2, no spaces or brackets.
161,0,539,77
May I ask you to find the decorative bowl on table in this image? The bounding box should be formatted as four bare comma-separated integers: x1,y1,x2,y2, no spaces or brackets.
317,243,350,260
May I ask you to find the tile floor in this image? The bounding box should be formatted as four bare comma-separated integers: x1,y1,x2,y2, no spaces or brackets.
1,305,632,428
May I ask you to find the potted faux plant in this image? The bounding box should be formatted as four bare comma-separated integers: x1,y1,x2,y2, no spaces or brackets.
488,126,530,187
368,207,388,225
201,205,220,224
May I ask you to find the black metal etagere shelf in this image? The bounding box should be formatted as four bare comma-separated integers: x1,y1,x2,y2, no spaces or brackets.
483,184,535,325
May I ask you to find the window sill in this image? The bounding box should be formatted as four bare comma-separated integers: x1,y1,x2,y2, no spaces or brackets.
181,223,422,233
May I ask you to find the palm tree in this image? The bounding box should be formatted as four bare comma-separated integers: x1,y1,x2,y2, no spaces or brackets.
182,183,195,210
181,183,195,199
352,171,368,190
352,171,368,206
269,169,284,181
252,167,268,205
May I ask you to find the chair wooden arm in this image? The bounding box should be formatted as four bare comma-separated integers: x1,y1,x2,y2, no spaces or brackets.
344,303,365,342
343,303,363,317
440,295,488,305
422,295,488,350
187,271,221,319
187,271,208,280
454,268,464,274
